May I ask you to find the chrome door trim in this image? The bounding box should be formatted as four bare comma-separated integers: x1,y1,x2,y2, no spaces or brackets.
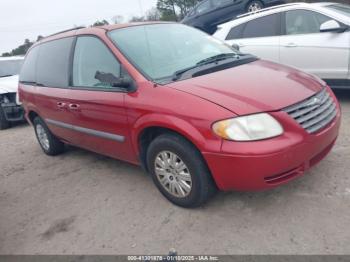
45,118,125,142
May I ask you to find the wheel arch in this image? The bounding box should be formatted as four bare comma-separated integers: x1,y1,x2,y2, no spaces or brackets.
132,114,208,172
27,110,40,125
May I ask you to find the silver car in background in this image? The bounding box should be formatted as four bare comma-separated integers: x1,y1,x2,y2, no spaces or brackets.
0,56,25,129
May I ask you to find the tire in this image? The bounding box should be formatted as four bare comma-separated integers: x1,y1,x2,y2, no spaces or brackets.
33,117,65,156
0,107,10,130
246,0,264,13
147,133,217,208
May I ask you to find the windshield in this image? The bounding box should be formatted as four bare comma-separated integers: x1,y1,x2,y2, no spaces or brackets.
326,4,350,18
108,24,239,81
0,59,23,78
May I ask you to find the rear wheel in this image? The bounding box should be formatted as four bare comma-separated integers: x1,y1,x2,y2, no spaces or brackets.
147,133,216,208
246,0,264,12
33,117,65,156
0,107,10,130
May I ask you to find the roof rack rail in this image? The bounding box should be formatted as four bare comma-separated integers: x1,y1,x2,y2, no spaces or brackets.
45,26,85,38
236,3,304,18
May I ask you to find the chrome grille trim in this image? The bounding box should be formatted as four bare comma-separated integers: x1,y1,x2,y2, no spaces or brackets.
283,88,337,134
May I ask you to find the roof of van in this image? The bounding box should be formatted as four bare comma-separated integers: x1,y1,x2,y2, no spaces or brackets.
98,21,172,31
33,22,173,47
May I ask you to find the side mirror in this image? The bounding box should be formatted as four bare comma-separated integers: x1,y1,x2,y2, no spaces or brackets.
231,43,240,51
320,20,345,33
95,71,132,89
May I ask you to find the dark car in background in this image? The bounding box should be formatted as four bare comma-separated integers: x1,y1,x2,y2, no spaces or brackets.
182,0,284,34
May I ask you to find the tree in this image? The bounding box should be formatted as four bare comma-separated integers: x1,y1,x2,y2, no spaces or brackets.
92,19,109,27
129,7,161,22
146,7,161,21
129,15,145,22
157,0,177,21
112,15,124,24
1,38,33,57
156,0,200,21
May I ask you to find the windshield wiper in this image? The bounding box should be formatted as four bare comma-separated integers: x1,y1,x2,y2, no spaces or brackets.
196,53,240,66
0,74,13,78
172,53,240,81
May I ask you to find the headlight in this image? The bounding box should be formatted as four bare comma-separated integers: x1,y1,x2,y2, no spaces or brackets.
2,95,10,104
212,113,283,141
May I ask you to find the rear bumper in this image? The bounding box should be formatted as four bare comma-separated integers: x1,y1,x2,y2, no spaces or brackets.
1,102,24,122
203,99,341,191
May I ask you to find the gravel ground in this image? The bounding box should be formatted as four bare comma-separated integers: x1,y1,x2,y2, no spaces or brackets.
0,90,349,255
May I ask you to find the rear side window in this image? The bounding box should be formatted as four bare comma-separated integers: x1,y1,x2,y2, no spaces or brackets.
19,47,39,84
36,37,73,87
72,36,121,89
226,23,245,40
242,14,281,38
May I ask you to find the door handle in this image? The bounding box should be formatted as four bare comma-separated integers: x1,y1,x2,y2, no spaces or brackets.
68,104,80,111
238,42,245,47
284,43,298,48
56,102,66,109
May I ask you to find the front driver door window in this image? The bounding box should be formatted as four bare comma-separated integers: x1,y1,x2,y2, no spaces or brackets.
73,36,122,89
280,9,349,79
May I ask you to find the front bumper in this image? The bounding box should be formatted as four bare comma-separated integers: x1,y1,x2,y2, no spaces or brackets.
203,94,341,191
1,102,24,122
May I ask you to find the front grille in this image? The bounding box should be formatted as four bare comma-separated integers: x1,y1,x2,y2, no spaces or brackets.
284,88,337,134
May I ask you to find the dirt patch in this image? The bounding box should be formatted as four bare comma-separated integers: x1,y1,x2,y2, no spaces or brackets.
41,216,76,240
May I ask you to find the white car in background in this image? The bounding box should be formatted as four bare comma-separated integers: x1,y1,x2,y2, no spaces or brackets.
0,56,24,129
214,2,350,88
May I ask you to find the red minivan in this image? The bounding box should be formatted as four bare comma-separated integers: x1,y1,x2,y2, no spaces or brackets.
19,23,341,207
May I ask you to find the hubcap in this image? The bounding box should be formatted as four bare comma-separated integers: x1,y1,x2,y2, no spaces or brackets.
36,124,50,151
248,3,262,12
154,151,192,198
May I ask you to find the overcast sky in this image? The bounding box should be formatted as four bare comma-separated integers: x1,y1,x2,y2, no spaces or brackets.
0,0,157,54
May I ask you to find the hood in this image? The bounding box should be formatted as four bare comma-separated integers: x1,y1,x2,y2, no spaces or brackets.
167,60,325,115
0,75,19,94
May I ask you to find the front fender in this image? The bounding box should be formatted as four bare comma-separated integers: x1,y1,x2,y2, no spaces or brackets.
131,113,218,156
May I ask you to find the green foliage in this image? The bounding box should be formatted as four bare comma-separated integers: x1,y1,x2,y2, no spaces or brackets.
92,19,110,27
1,38,33,57
157,0,200,21
129,7,161,22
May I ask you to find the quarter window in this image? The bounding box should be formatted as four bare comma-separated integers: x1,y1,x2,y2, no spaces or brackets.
226,23,245,40
72,36,122,89
242,14,281,38
36,37,74,87
285,10,333,35
19,47,39,83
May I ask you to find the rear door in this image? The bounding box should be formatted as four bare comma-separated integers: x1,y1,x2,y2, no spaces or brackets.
66,36,135,162
33,37,80,143
279,9,349,79
225,13,282,62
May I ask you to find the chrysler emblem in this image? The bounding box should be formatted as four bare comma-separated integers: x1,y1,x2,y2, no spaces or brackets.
306,97,322,107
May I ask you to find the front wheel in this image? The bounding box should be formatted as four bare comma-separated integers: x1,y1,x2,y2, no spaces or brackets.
147,133,216,208
33,117,65,156
246,0,264,12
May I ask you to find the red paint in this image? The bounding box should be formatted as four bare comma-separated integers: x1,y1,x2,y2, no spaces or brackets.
19,24,341,191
